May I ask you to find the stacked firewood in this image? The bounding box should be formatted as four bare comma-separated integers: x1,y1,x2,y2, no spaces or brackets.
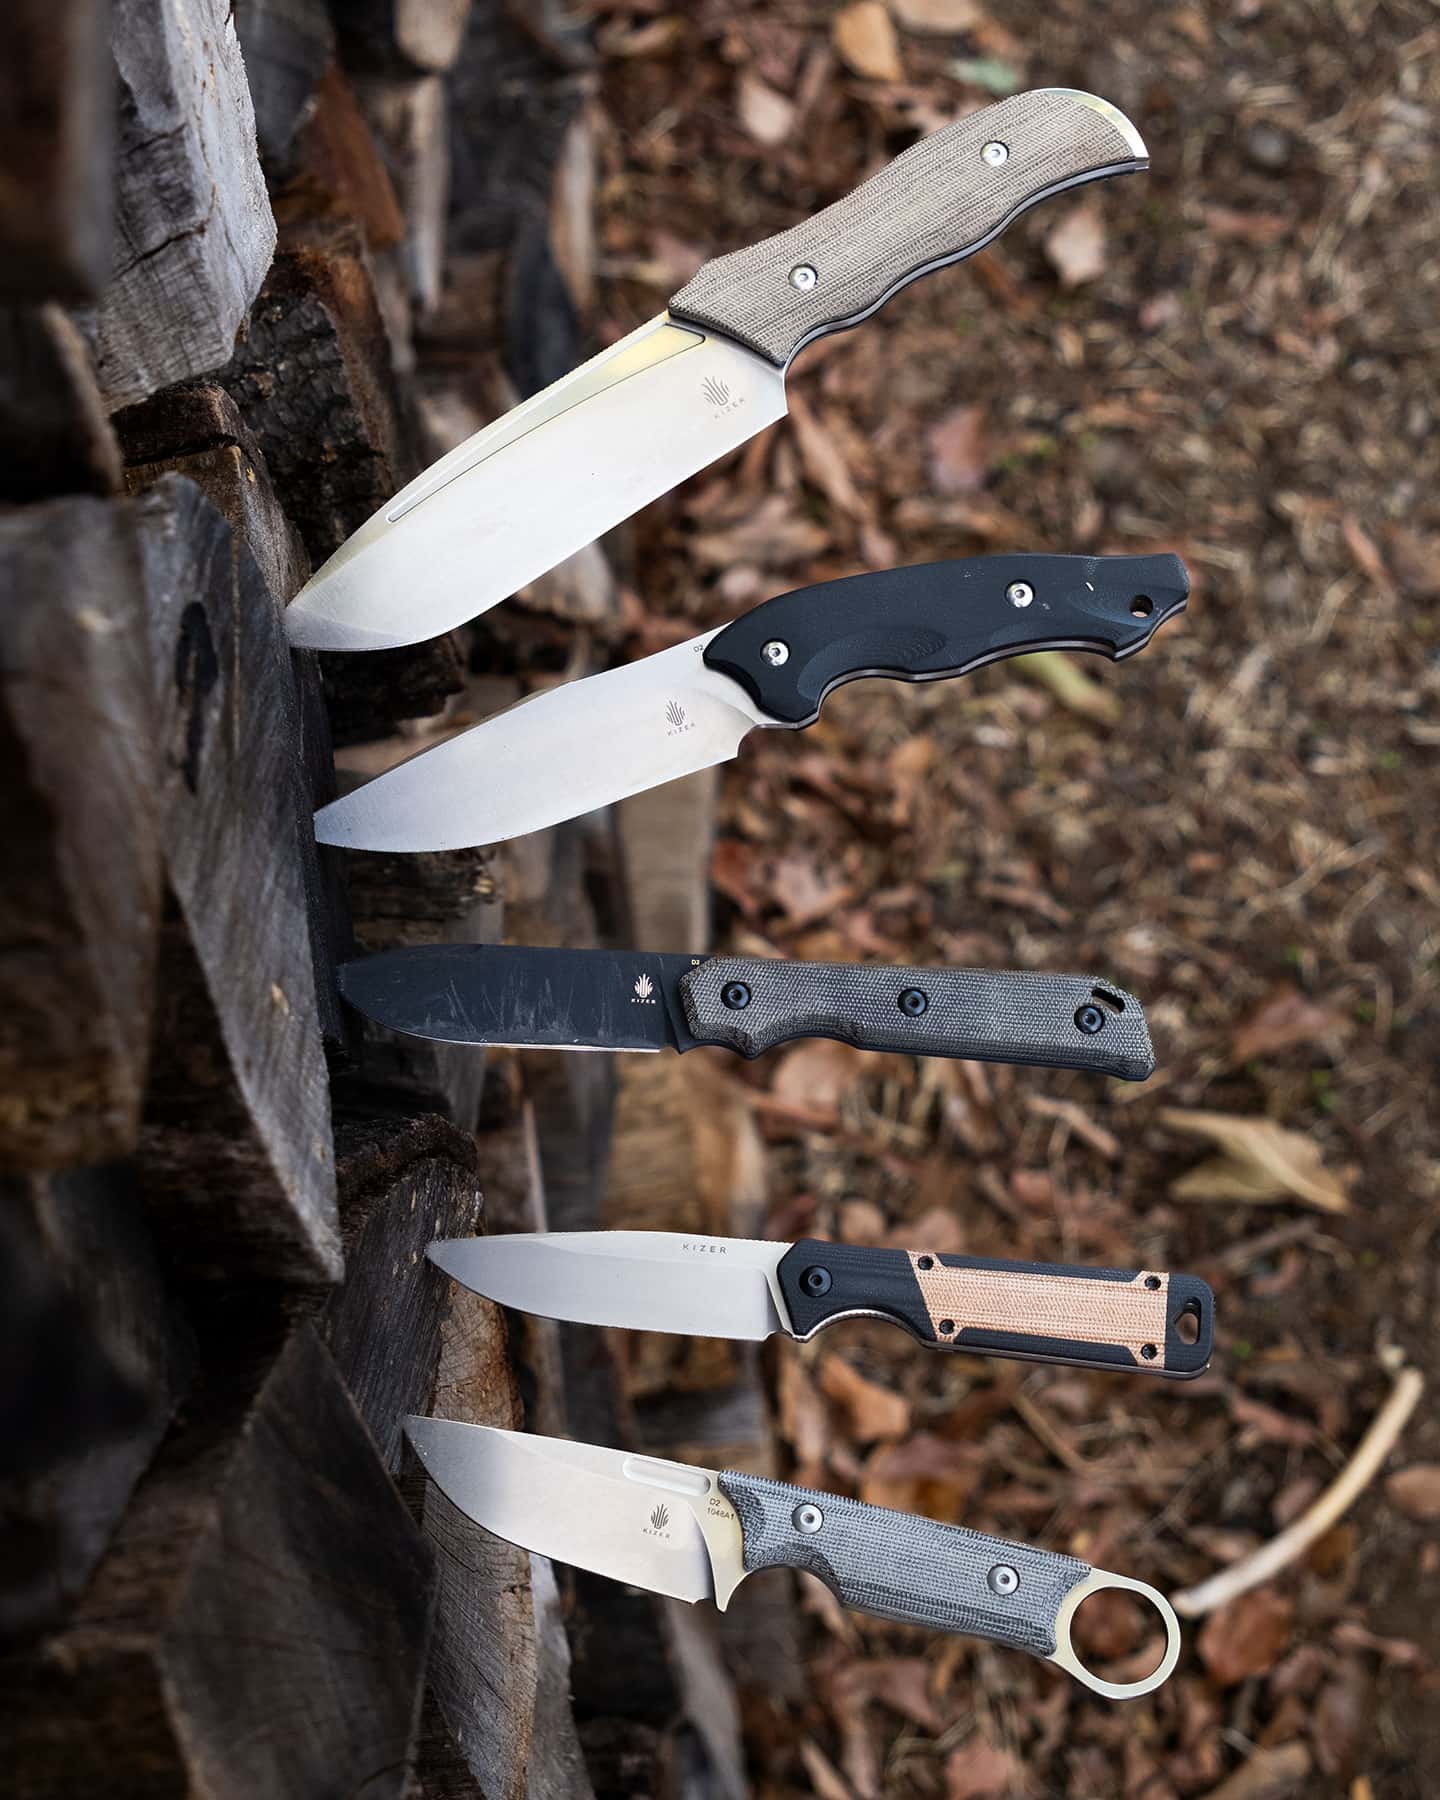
0,4,773,1794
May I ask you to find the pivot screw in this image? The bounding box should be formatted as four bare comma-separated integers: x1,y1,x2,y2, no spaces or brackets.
982,141,1009,168
898,987,929,1017
789,264,818,291
1006,580,1034,608
793,1503,824,1533
761,639,790,667
1074,1003,1106,1035
987,1564,1019,1595
722,981,752,1010
801,1265,832,1297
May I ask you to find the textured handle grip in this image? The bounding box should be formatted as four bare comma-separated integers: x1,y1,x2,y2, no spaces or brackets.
775,1242,1213,1377
718,1471,1085,1653
702,554,1188,726
670,89,1146,366
680,958,1154,1079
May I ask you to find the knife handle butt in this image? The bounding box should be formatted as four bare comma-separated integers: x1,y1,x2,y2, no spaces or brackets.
702,553,1188,726
670,89,1146,368
775,1241,1213,1378
679,957,1155,1080
715,1470,1180,1697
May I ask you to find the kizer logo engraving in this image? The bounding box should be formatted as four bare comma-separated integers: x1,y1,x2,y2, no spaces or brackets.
631,973,656,1005
642,1502,672,1539
701,374,746,418
682,1241,727,1255
665,699,694,736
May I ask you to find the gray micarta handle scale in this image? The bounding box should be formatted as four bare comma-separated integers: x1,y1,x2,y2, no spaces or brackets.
718,1472,1084,1654
669,89,1147,367
680,959,1154,1080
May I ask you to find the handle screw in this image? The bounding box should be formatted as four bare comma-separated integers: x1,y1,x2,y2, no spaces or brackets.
761,639,790,666
982,141,1009,167
1006,580,1034,608
789,264,818,291
1074,1003,1106,1035
722,981,752,1010
897,987,929,1017
987,1564,1020,1595
801,1266,832,1297
793,1503,824,1533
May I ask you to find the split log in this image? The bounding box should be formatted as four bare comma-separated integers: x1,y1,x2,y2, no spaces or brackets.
0,1171,192,1643
232,0,337,170
0,496,162,1169
0,1324,435,1800
82,0,277,410
133,475,341,1283
115,381,353,1047
0,306,122,501
218,228,463,737
271,62,408,255
355,73,450,319
335,0,474,74
0,0,112,300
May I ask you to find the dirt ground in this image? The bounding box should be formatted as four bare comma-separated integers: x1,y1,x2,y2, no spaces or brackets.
577,3,1439,1795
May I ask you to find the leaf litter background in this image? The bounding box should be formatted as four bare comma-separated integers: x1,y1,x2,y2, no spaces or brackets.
515,4,1438,1795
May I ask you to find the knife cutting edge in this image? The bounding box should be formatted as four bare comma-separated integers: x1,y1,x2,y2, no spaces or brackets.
338,945,1157,1080
404,1419,1182,1699
284,89,1148,652
427,1232,1214,1379
315,551,1188,852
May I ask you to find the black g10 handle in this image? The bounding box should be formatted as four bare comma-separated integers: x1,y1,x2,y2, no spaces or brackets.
679,958,1153,1080
702,553,1189,726
774,1240,1213,1378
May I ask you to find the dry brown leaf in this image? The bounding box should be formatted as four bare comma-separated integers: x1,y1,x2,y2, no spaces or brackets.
777,1351,831,1471
926,403,990,494
1231,984,1352,1063
839,1198,888,1244
1197,1587,1295,1686
691,494,830,567
945,1736,1029,1800
798,1739,857,1800
1201,206,1291,243
772,852,854,926
1385,1463,1440,1522
737,69,795,146
861,1431,980,1513
1198,1741,1311,1800
833,2,904,80
892,0,984,32
832,1655,945,1731
1012,650,1121,724
1384,524,1440,598
1044,201,1107,287
772,1038,867,1113
788,388,866,517
1162,1109,1351,1214
818,1354,911,1442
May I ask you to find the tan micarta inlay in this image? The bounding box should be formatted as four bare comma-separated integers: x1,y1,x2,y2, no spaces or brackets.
907,1253,1171,1367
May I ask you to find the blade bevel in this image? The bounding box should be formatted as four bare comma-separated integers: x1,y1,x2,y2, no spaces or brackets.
284,315,788,651
404,1420,739,1605
314,630,771,853
427,1231,792,1341
338,945,703,1053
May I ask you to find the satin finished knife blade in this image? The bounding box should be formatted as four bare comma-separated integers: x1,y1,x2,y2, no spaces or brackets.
284,89,1147,652
338,945,1156,1080
404,1419,1182,1700
315,551,1188,852
427,1231,1213,1378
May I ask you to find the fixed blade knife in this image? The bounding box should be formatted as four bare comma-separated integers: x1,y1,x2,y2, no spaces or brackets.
315,551,1188,852
427,1231,1213,1378
284,89,1148,652
404,1419,1181,1699
338,944,1156,1080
